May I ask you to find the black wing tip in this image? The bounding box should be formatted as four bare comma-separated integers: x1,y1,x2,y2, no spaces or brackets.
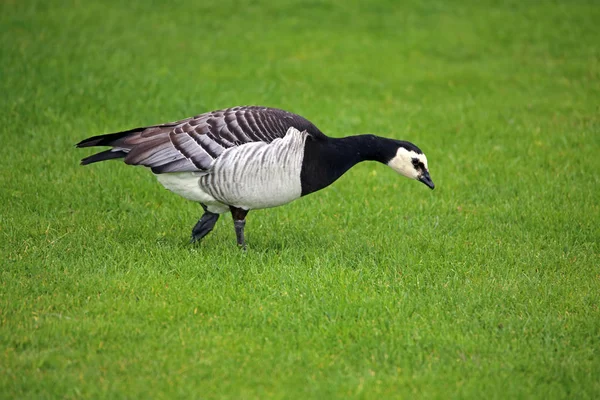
79,149,127,166
75,126,147,148
76,137,101,148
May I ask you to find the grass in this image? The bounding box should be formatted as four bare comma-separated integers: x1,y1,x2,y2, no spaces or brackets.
1,0,599,398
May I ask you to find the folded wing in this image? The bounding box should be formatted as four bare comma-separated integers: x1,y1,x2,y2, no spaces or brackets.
77,106,325,173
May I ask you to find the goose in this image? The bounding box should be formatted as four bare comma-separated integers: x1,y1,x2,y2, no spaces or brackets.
77,106,434,248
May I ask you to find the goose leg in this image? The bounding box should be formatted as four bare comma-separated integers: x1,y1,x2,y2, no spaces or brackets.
230,206,249,249
190,205,220,243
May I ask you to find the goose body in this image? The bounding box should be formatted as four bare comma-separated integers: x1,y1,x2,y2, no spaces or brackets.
77,106,434,248
156,128,307,213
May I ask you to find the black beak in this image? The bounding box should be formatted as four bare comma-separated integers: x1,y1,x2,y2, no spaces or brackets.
419,171,435,189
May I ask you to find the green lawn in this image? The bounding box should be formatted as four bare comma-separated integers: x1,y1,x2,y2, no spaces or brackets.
1,0,599,398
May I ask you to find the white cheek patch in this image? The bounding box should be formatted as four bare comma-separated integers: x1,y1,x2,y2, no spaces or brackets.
387,148,425,179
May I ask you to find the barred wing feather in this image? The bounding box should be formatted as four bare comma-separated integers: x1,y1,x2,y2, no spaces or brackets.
77,106,325,173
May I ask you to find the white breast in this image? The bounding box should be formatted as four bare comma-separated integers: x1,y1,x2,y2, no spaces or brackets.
199,128,308,210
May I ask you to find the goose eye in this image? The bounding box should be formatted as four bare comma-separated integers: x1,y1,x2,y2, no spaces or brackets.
411,158,419,167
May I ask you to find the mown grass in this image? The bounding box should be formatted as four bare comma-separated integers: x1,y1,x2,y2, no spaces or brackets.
1,0,599,398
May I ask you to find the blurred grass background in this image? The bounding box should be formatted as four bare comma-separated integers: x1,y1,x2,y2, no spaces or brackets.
1,0,599,399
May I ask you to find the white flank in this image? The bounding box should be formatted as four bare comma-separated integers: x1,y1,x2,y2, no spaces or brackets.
155,172,229,214
154,127,308,212
200,127,308,210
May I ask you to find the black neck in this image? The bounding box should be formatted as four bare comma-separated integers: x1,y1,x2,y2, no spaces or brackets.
300,134,398,196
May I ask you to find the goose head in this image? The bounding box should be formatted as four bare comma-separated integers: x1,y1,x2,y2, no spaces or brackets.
387,142,435,189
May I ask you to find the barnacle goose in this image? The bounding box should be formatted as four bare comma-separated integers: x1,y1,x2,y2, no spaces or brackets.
77,106,434,248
